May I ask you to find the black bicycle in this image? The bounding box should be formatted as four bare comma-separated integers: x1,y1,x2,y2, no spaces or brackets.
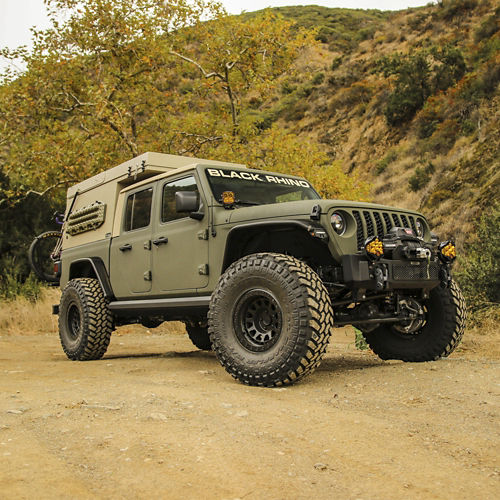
28,213,64,283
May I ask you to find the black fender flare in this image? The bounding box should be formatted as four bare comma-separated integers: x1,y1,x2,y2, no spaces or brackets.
69,257,115,299
221,219,328,272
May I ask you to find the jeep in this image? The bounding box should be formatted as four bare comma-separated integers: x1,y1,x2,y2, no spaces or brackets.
50,152,466,386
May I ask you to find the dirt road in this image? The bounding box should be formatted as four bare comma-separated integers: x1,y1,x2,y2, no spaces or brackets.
0,328,498,499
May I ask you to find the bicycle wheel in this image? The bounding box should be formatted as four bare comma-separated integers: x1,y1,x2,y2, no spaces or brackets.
28,231,62,283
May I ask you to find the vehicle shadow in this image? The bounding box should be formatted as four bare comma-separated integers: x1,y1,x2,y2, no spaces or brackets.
104,349,386,374
103,350,216,361
317,355,387,373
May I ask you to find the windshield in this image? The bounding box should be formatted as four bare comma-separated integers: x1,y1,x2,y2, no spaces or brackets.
205,168,321,206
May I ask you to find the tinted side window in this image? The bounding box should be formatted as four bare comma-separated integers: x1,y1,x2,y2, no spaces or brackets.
124,187,153,231
162,176,198,223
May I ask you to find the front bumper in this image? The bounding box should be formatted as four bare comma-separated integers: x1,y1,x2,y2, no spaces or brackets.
342,254,442,291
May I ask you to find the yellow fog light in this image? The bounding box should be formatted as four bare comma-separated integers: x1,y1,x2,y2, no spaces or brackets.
439,240,456,262
365,236,384,260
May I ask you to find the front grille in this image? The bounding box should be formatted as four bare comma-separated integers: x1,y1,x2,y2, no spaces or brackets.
393,262,439,281
352,209,419,249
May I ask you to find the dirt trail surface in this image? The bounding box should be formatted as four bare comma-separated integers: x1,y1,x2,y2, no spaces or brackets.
0,329,498,500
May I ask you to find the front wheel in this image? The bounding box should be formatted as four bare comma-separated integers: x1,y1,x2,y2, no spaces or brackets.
363,280,466,361
208,253,334,387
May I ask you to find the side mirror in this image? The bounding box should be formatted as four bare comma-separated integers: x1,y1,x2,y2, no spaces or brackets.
175,191,199,213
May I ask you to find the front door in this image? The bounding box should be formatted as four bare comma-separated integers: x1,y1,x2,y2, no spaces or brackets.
109,184,155,298
151,175,209,293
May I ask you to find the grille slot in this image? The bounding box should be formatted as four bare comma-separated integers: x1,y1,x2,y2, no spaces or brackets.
363,211,375,238
409,216,417,234
401,215,410,229
374,212,384,236
392,213,401,227
383,213,392,231
353,211,364,250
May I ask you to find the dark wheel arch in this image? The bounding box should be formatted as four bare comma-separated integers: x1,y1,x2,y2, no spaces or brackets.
222,221,331,272
69,258,114,299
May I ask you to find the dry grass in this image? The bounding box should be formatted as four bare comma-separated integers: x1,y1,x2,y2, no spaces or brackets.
0,288,186,337
0,287,61,336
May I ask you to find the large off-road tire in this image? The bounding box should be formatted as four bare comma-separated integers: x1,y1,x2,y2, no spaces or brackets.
186,324,212,351
59,278,113,361
208,253,333,387
28,231,62,283
363,280,466,361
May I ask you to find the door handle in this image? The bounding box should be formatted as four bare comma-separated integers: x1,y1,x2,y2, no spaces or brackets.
152,236,168,246
119,243,132,251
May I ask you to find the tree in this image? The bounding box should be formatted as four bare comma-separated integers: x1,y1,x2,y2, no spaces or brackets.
169,11,312,136
0,0,224,199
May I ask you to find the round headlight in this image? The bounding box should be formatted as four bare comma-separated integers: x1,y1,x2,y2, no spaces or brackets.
416,219,425,238
331,212,345,235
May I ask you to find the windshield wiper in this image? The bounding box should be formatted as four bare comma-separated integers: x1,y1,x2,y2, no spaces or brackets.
235,199,261,206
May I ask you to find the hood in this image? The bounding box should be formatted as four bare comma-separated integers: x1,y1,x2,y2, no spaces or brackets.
224,199,424,224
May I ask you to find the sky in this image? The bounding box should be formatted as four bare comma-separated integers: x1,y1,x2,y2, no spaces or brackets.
0,0,434,73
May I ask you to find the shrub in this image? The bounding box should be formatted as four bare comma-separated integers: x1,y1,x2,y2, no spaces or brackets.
356,26,376,41
455,204,500,313
431,46,467,93
378,52,432,125
375,150,398,175
311,72,325,85
331,56,343,71
434,0,478,21
408,161,435,191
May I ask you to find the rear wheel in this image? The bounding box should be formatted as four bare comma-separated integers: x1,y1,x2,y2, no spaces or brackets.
59,278,113,360
363,280,466,361
185,323,212,351
28,231,62,282
208,253,333,386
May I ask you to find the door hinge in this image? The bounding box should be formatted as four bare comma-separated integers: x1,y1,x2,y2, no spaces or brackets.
143,270,152,281
197,229,209,240
198,264,209,275
143,240,151,250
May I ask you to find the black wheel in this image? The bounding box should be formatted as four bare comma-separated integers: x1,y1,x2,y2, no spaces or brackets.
363,280,466,361
208,253,333,386
59,278,113,360
28,231,62,282
185,323,212,351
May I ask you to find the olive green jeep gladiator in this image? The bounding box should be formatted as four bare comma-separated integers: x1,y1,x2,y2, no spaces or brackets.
49,152,466,386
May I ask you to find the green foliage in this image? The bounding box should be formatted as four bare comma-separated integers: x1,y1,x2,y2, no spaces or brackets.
378,46,467,126
408,161,435,191
434,0,478,21
455,204,500,313
378,52,432,125
0,268,43,302
311,72,325,85
431,46,467,92
354,328,369,350
375,150,398,175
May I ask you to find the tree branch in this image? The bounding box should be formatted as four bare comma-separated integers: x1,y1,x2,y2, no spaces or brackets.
169,50,224,80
